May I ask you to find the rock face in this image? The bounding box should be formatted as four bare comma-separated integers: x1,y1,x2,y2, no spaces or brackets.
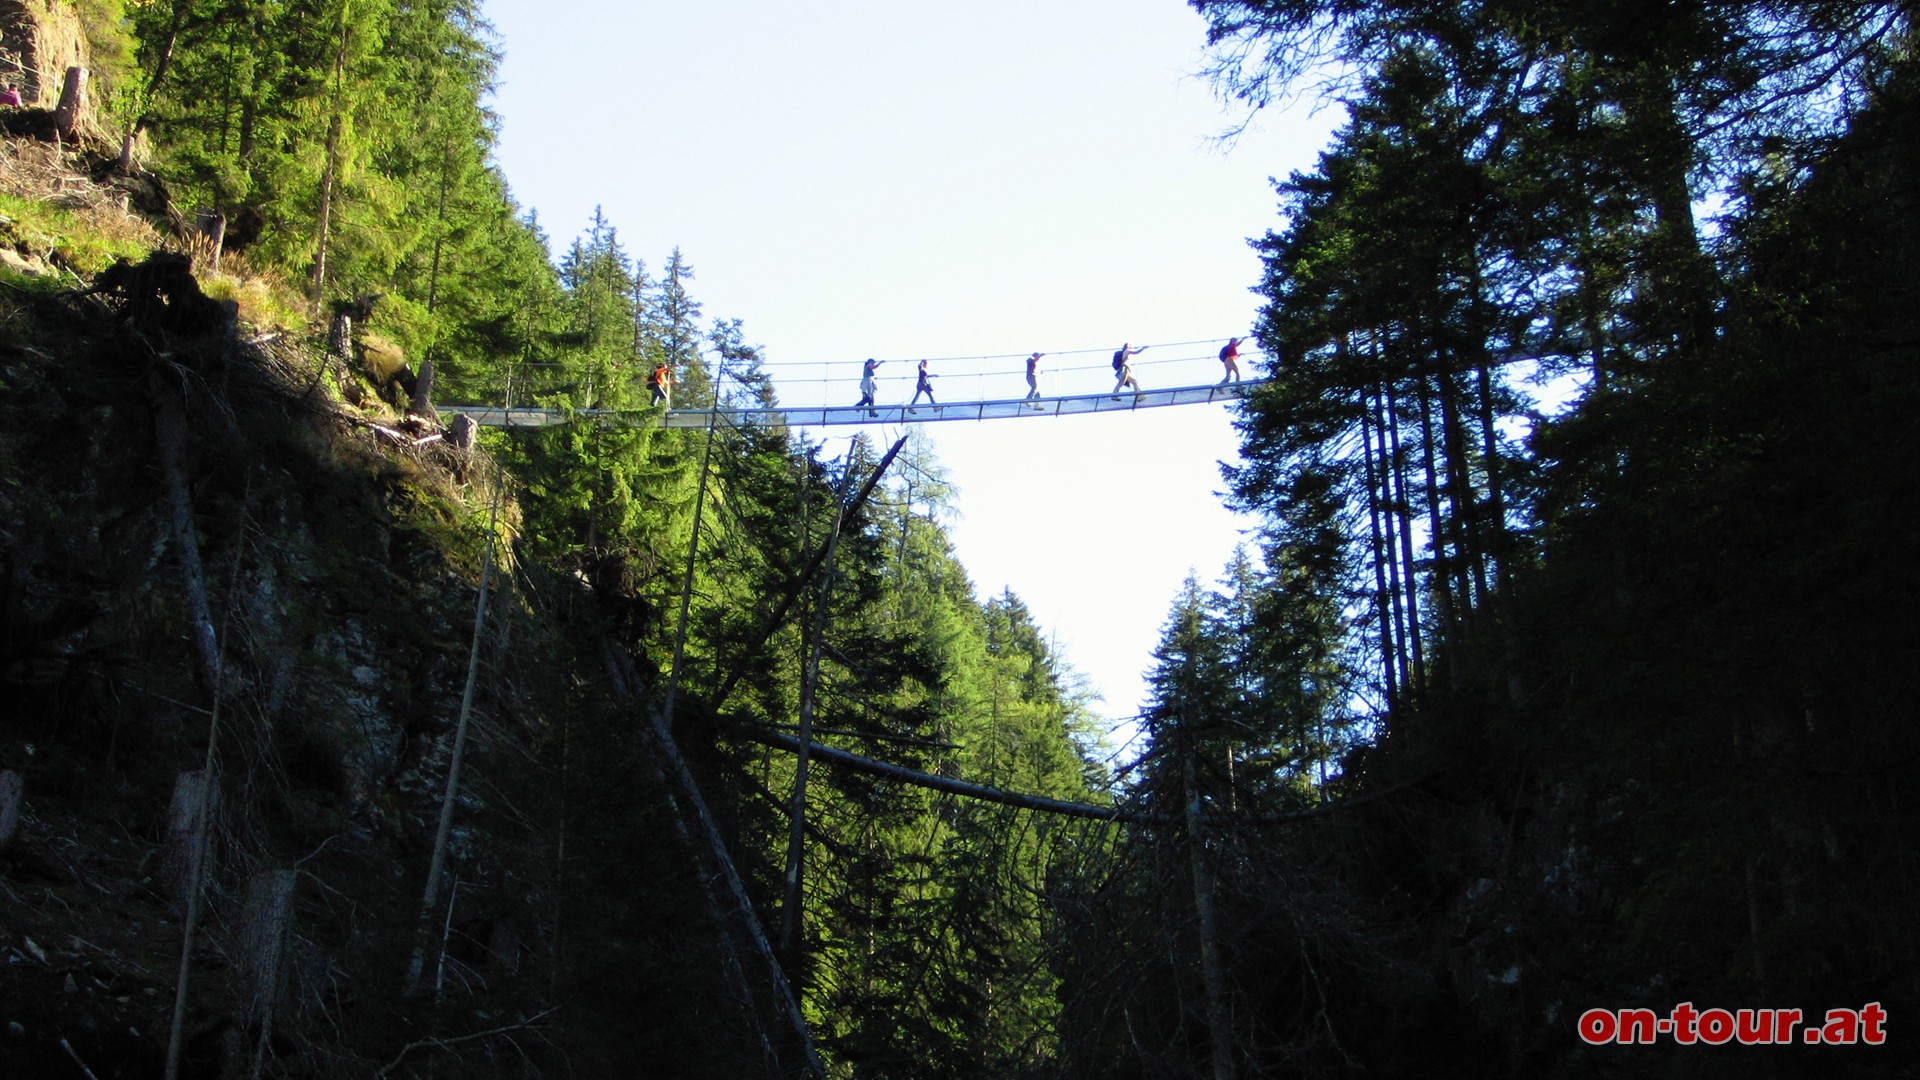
0,258,561,1077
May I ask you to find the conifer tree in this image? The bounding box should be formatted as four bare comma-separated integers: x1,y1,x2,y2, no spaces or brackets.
654,246,713,407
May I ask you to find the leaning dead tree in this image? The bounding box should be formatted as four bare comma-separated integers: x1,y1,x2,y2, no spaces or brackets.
781,449,858,965
706,435,909,715
403,463,504,998
644,690,825,1079
737,726,1436,827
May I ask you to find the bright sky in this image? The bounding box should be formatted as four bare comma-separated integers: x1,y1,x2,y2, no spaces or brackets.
480,0,1343,735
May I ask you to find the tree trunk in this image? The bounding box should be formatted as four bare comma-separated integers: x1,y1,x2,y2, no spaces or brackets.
138,1,190,133
198,210,226,274
328,313,353,366
238,90,258,165
409,358,435,417
1370,380,1413,696
639,681,825,1077
0,770,22,854
1357,377,1400,708
403,475,501,998
163,770,217,911
781,502,845,967
1464,251,1507,589
1413,369,1460,669
238,870,298,1026
1638,75,1713,351
163,769,219,1080
153,376,222,696
309,115,340,313
707,437,907,715
486,921,522,978
53,67,87,142
309,19,351,314
1382,373,1426,692
1183,733,1236,1080
427,137,453,315
1436,362,1487,609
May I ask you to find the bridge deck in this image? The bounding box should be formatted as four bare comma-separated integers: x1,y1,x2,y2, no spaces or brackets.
447,381,1259,430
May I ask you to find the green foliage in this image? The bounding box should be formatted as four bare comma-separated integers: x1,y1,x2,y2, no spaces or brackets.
1043,6,1920,1078
0,6,1134,1078
124,0,551,384
0,191,159,273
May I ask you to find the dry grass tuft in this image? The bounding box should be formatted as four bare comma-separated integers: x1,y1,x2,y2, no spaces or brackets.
197,254,308,336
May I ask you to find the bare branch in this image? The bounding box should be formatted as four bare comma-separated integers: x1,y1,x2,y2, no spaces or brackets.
373,1007,561,1079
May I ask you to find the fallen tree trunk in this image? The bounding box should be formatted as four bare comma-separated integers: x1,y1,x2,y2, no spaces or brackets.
744,726,1133,821
734,724,1437,827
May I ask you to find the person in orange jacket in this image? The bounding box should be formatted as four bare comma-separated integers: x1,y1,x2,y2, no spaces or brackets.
650,361,674,407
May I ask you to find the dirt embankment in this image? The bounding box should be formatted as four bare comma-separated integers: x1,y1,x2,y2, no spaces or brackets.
1,0,94,110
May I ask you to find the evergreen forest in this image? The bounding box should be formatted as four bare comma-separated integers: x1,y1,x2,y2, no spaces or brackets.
0,0,1915,1077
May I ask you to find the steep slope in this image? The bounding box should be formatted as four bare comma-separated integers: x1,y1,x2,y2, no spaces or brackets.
0,248,774,1076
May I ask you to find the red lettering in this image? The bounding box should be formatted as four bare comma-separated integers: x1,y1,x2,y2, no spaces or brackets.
1861,1002,1887,1045
1670,1002,1699,1045
1821,1008,1859,1045
1576,1003,1879,1047
1697,1008,1735,1045
1618,1008,1658,1045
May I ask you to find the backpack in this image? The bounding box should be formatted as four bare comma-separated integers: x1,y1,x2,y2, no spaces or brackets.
1112,350,1126,372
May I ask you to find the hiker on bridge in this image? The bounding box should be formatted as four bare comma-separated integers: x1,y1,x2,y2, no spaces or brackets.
1112,343,1146,400
909,359,937,410
650,361,674,407
2,85,22,108
1024,352,1045,404
1219,337,1243,384
856,357,883,417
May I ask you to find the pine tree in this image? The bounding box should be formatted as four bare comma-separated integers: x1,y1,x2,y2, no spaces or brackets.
654,246,713,407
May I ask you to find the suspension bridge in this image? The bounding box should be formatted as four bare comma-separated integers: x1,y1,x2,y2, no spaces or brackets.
445,338,1268,428
425,335,1379,1080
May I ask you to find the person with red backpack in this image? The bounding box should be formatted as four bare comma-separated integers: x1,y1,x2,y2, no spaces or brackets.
1218,337,1243,384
